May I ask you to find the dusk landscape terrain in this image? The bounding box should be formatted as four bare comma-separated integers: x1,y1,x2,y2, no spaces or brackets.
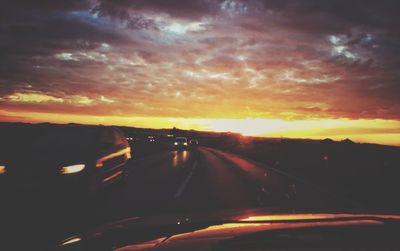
1,1,400,250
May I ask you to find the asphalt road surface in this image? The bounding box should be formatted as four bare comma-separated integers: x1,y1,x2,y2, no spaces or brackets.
96,146,355,220
1,145,357,250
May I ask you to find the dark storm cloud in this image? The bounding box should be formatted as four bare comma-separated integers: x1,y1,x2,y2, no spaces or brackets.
0,0,91,13
259,0,400,31
0,0,400,120
91,0,400,29
0,0,131,96
93,0,221,20
90,0,223,32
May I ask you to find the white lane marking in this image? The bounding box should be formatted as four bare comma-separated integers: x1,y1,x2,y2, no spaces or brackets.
174,161,197,198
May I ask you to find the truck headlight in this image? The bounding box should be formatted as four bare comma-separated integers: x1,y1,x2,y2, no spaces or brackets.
61,164,85,174
174,142,178,145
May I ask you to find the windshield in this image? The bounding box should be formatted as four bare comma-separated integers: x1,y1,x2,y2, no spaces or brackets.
175,137,187,143
1,1,400,250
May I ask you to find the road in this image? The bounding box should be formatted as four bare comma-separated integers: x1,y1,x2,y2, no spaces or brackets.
95,146,353,222
1,145,356,250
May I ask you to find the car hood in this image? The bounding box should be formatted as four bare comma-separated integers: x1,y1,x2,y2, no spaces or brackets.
58,209,400,250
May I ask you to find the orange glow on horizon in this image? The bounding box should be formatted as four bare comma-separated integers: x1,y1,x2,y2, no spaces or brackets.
1,110,399,146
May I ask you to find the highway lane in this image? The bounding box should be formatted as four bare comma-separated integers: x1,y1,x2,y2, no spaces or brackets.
95,145,354,223
195,147,352,211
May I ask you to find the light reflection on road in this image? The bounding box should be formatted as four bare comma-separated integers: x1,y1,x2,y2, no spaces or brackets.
172,150,189,168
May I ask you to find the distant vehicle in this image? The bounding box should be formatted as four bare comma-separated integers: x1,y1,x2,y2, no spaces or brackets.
0,125,132,199
189,139,199,146
174,137,188,150
126,136,134,141
148,136,156,142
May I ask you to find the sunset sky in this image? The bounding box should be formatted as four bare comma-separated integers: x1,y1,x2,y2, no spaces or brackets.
1,0,399,145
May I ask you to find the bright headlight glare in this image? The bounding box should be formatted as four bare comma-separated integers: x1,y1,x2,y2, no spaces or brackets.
60,236,81,246
174,142,178,145
183,142,188,146
61,164,85,174
0,165,6,174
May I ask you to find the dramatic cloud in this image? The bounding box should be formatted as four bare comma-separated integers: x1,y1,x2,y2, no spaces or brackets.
1,0,400,144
